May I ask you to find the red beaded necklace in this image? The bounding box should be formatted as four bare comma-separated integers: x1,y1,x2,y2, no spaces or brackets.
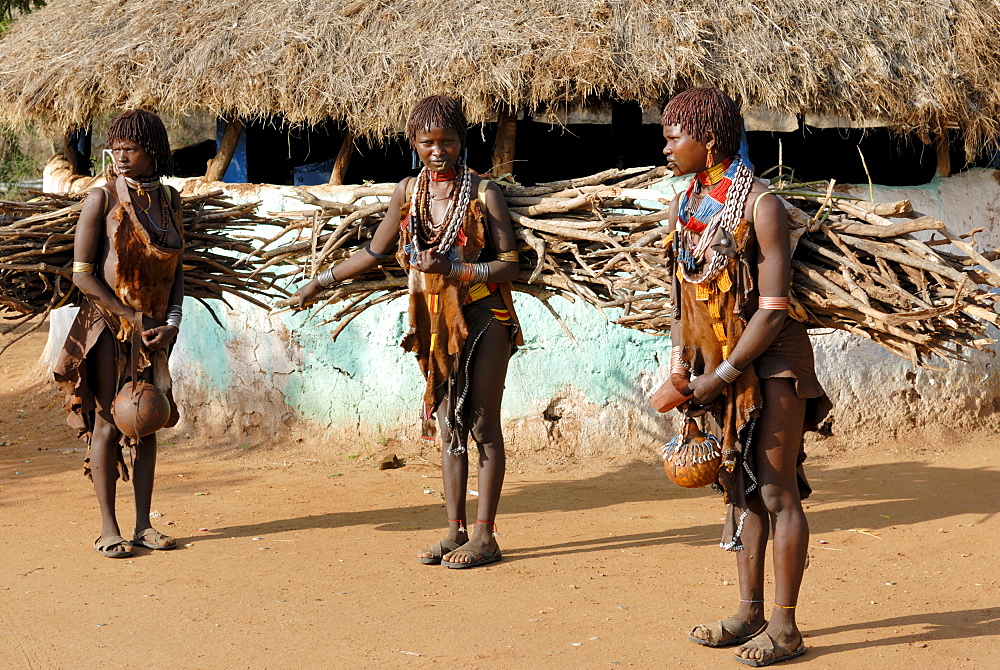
680,158,735,233
430,167,457,181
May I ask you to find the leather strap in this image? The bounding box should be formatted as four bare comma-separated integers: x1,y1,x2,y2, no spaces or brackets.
128,311,143,389
99,186,110,215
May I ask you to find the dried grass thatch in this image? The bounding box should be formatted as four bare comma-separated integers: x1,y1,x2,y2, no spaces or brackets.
1,1,999,156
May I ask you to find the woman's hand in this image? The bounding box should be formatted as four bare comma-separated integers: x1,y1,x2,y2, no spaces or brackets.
142,324,178,350
413,248,451,275
294,278,322,310
687,371,728,406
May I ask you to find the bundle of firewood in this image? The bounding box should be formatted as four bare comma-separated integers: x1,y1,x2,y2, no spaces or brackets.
775,180,1000,367
266,168,1000,368
266,166,677,340
0,191,290,342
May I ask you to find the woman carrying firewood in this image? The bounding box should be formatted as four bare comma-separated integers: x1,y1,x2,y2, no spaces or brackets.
295,95,522,569
54,110,183,558
652,87,830,665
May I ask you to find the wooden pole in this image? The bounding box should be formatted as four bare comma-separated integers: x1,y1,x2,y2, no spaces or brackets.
935,132,951,178
62,131,76,172
329,129,354,185
205,117,243,182
492,110,517,178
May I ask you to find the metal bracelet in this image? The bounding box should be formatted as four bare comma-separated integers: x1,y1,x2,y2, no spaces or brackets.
758,296,789,310
165,305,182,328
670,347,688,376
72,261,95,274
714,359,743,384
363,240,392,260
317,268,337,287
447,260,463,280
496,250,519,263
472,262,490,283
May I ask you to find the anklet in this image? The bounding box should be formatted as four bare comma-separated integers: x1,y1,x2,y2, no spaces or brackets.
740,599,764,604
477,520,497,536
774,603,796,609
449,519,467,533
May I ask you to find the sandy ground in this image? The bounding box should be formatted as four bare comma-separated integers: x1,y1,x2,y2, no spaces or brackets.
0,328,998,670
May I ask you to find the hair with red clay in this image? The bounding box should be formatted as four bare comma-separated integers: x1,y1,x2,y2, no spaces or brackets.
661,87,743,159
107,109,173,177
406,95,468,146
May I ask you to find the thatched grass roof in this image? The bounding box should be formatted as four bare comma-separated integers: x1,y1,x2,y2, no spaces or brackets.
1,1,999,156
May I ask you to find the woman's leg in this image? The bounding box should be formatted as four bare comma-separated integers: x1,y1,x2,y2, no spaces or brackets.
415,382,471,561
131,431,157,534
689,436,768,645
736,378,808,661
731,491,769,629
443,321,510,565
88,329,124,543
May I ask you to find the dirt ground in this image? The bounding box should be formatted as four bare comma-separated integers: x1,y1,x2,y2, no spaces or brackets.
1,328,997,670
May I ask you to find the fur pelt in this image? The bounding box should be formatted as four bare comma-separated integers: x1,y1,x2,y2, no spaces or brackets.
397,196,487,432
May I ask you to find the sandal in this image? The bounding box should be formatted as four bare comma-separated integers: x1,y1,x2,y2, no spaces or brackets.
441,545,502,569
94,535,133,558
734,632,807,667
132,527,176,550
417,539,461,565
689,618,767,648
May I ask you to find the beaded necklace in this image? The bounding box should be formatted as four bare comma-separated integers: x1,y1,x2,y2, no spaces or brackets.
431,167,456,181
129,184,170,247
124,175,161,197
674,157,754,283
678,158,735,234
409,164,472,254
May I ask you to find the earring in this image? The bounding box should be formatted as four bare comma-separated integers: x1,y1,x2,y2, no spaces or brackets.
458,147,467,166
705,145,715,169
411,150,421,170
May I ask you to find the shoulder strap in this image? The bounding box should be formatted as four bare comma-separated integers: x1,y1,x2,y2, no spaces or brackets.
159,183,183,236
403,176,414,201
161,183,179,213
751,191,770,223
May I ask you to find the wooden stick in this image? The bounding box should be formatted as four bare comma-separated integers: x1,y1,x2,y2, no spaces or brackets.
205,117,243,182
329,129,354,186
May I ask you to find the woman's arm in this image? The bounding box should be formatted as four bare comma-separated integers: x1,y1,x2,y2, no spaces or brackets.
722,190,789,365
416,178,519,282
666,194,682,353
687,186,789,405
649,194,694,412
143,187,185,349
295,180,405,308
72,188,136,321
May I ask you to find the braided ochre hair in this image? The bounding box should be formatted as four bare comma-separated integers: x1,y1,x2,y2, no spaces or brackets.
661,88,743,159
107,109,174,177
406,95,468,146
